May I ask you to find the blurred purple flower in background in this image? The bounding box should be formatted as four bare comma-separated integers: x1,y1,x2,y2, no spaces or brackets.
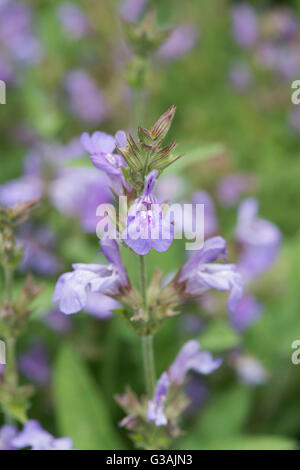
147,340,221,426
229,62,253,92
122,170,174,255
44,309,72,334
49,167,112,233
157,24,198,62
236,198,281,279
230,294,263,332
18,223,61,276
216,173,254,207
0,424,18,450
0,175,43,207
179,236,243,313
231,4,258,48
120,0,148,23
12,420,73,450
19,342,51,386
185,376,209,415
0,0,43,65
154,174,186,202
65,70,108,124
57,2,91,39
234,354,268,385
192,190,218,239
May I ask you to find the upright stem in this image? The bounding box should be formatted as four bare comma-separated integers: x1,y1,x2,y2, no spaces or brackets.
142,335,156,398
3,266,17,390
4,265,13,303
139,255,156,397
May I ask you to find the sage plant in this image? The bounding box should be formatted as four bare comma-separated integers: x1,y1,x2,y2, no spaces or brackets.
53,106,243,449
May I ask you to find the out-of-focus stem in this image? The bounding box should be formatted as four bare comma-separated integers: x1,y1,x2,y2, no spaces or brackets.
139,255,156,397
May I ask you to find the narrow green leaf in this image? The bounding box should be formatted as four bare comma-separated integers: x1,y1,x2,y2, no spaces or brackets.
53,343,123,450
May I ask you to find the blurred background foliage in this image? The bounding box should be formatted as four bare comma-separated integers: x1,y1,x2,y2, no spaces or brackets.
1,0,300,450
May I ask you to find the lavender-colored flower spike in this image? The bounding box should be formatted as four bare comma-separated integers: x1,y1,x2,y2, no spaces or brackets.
216,173,253,207
147,340,221,426
230,295,263,332
81,130,128,194
234,355,268,385
231,4,258,48
119,0,148,23
49,167,112,233
192,190,218,239
0,425,18,450
236,198,281,279
157,24,198,62
57,2,91,39
229,62,253,92
122,170,174,255
53,238,128,314
0,176,43,207
19,342,51,386
179,237,243,313
65,70,108,124
12,420,73,450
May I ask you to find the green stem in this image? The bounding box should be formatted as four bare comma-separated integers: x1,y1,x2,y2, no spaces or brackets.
139,255,156,397
142,335,156,397
4,265,13,303
3,266,18,391
5,337,17,390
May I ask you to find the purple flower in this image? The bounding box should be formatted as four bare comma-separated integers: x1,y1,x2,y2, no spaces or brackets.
236,198,281,279
12,420,72,450
44,309,72,334
81,130,129,195
49,167,112,233
84,292,119,319
216,173,254,207
147,340,221,426
122,170,174,255
192,191,218,239
168,340,222,384
228,62,253,92
19,342,51,386
53,238,128,314
119,0,148,23
179,237,243,313
18,223,61,276
65,70,108,124
0,1,43,65
0,175,43,207
231,4,258,48
157,24,198,62
147,372,170,426
0,425,18,450
230,295,263,332
256,42,300,79
234,354,268,385
57,2,91,39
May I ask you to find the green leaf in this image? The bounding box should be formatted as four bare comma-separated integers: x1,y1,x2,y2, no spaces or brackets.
53,343,123,450
183,435,297,450
181,386,252,449
199,318,241,352
168,143,224,173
